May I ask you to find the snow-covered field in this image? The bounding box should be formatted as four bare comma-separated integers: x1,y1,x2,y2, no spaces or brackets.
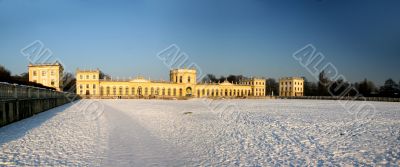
0,99,399,166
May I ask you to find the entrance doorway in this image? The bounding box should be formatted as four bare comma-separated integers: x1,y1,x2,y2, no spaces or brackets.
186,87,192,96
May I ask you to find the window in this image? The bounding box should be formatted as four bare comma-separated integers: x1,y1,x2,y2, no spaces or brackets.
80,75,83,80
51,70,54,76
42,71,46,76
93,84,96,89
93,75,96,79
175,76,178,83
79,85,83,89
51,80,55,86
188,76,191,83
33,71,37,76
179,76,183,83
86,75,89,79
86,84,89,88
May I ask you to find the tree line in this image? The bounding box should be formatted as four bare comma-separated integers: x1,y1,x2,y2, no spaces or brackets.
302,71,400,98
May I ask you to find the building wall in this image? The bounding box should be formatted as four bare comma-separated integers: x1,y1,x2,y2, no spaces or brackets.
76,68,266,98
279,77,304,96
28,63,63,91
75,70,100,96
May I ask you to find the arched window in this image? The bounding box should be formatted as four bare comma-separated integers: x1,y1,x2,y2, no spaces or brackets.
168,88,171,96
145,87,148,95
151,87,154,95
106,86,110,95
125,87,129,95
197,90,200,97
162,88,165,96
113,86,116,95
179,88,183,96
156,87,160,95
138,86,142,95
132,87,135,95
173,88,176,96
119,86,123,95
188,76,191,83
179,76,183,83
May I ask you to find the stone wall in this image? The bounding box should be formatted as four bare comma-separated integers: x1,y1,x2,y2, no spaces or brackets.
0,82,78,127
0,97,76,127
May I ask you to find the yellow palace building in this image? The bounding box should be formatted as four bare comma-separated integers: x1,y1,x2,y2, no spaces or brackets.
76,68,266,98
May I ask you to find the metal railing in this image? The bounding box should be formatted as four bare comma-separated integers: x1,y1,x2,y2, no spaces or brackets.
0,82,76,100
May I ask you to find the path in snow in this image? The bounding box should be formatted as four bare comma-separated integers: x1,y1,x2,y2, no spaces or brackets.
102,102,188,166
0,99,399,166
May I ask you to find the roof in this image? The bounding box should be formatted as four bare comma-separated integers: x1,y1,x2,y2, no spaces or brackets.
28,61,63,68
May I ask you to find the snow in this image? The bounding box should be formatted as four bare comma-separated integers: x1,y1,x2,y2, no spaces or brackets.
1,99,399,166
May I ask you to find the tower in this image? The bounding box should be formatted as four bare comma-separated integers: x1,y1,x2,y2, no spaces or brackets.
170,68,197,84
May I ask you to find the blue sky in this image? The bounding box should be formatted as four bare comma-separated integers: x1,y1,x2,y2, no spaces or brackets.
1,0,399,85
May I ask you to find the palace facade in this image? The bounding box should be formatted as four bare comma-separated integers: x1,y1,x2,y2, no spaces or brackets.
76,68,266,98
28,62,64,91
279,77,304,96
